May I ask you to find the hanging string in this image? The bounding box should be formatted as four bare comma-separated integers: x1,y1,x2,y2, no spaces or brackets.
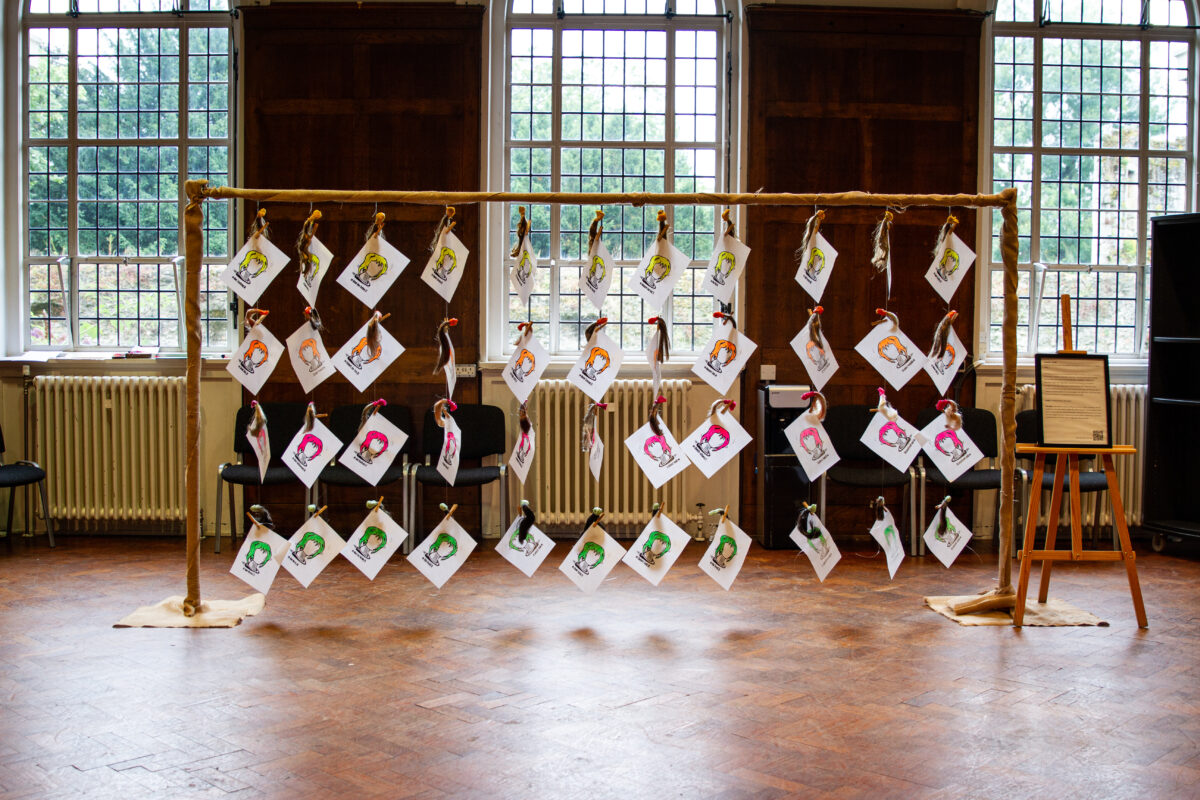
510,205,530,257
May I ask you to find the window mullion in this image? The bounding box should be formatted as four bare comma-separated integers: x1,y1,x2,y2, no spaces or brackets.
177,20,190,353
662,24,675,333
67,25,80,349
1136,36,1151,356
549,21,563,355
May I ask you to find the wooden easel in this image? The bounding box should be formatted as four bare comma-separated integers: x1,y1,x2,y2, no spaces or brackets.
1013,296,1148,627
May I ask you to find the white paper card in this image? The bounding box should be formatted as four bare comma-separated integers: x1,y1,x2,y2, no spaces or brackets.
869,509,906,579
332,319,404,393
923,327,967,397
624,420,690,489
567,329,624,402
631,238,687,312
443,338,457,401
245,417,271,483
496,515,556,577
285,323,336,395
408,516,476,589
923,507,973,568
296,235,335,307
503,333,550,405
698,518,752,591
509,240,537,305
436,413,462,486
421,229,469,303
508,424,535,485
861,409,926,473
228,323,284,397
790,328,839,392
854,322,923,390
793,231,838,303
337,234,409,309
692,322,758,396
230,522,288,594
703,233,750,305
282,515,345,588
925,231,976,304
340,506,407,581
919,416,985,484
221,234,290,305
559,524,625,594
783,412,840,482
588,428,604,482
340,412,408,486
283,417,342,488
682,406,751,479
622,513,690,586
790,515,841,582
581,239,615,312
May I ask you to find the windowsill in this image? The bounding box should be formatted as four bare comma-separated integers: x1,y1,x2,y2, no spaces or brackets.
0,352,235,377
973,353,1149,385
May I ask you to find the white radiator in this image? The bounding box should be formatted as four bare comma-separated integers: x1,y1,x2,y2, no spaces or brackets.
525,378,691,535
1017,383,1146,526
33,376,186,523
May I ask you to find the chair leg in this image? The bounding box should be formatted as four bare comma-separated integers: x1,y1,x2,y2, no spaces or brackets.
36,480,55,548
227,481,237,554
498,468,508,543
214,472,224,554
5,487,15,552
917,459,927,557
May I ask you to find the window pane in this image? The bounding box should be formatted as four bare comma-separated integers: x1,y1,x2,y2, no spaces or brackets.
76,27,181,141
27,27,70,140
77,145,180,257
77,260,180,348
27,261,72,348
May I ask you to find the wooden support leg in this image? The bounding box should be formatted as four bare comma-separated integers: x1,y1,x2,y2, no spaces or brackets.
1103,454,1148,628
1014,454,1046,627
1068,454,1083,559
1036,454,1067,603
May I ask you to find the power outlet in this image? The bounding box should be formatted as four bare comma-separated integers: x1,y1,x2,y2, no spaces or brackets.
760,364,777,381
455,363,477,378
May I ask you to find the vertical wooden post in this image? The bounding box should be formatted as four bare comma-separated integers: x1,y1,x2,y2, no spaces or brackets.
182,179,208,616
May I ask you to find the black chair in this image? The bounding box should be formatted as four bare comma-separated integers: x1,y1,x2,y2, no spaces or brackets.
317,403,413,527
0,425,55,549
214,402,308,553
1015,409,1110,549
915,406,1023,556
823,404,918,555
411,404,507,547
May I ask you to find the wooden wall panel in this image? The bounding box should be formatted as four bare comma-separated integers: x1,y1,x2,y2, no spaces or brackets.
238,3,484,534
742,7,982,536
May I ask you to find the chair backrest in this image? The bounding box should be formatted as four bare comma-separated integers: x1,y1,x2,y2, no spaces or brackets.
422,404,506,460
916,406,999,458
233,402,308,464
328,403,413,456
0,422,5,456
822,405,880,462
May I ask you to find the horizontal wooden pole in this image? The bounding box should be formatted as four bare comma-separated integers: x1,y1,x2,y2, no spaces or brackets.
1019,550,1129,562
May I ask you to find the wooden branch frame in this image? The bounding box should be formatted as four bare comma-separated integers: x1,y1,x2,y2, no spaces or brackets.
181,180,1021,616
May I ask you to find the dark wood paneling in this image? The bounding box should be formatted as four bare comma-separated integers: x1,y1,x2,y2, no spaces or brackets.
239,3,484,533
743,7,982,534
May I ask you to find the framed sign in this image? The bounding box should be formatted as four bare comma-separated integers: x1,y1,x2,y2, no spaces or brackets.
1035,353,1112,448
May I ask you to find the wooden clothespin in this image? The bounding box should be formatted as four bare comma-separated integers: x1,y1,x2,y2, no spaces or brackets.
439,502,459,518
245,308,268,328
305,504,328,519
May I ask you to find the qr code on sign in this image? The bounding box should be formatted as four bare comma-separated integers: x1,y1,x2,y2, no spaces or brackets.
1092,430,1104,442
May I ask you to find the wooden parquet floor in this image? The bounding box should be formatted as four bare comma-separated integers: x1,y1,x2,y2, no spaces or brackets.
2,534,1199,799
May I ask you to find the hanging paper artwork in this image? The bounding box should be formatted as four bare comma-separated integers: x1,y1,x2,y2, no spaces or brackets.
421,218,470,303
792,211,838,303
407,513,476,590
496,506,555,577
861,388,925,473
558,521,626,594
869,503,906,579
919,400,985,483
622,511,690,586
296,237,335,308
230,520,288,595
789,506,841,582
567,320,624,402
698,516,752,591
789,306,839,392
340,402,408,486
510,244,538,306
682,399,751,479
582,240,614,313
228,317,283,396
332,313,404,393
624,398,689,489
923,311,967,397
282,514,345,589
588,429,604,482
923,501,973,568
692,313,758,396
340,504,408,581
783,391,840,482
337,234,410,309
925,217,976,304
703,220,750,304
508,408,536,485
630,211,687,312
853,309,922,390
286,317,335,395
282,412,342,488
220,224,291,305
503,323,550,405
435,401,461,486
244,402,270,483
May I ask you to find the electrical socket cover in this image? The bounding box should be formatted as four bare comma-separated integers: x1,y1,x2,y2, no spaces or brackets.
455,363,477,378
760,364,777,381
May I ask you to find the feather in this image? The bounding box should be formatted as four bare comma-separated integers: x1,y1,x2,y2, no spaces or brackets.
587,210,605,253
247,401,267,437
434,318,457,376
518,500,535,544
793,209,825,265
510,206,529,258
932,212,959,260
584,317,607,342
428,207,455,252
247,503,275,530
870,210,893,274
931,310,958,361
806,306,824,348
